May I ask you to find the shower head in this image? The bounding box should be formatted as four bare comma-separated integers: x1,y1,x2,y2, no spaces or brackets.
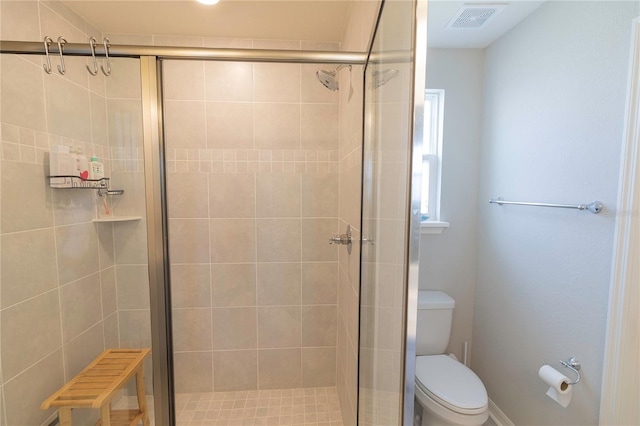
371,69,399,89
316,69,339,91
316,64,352,91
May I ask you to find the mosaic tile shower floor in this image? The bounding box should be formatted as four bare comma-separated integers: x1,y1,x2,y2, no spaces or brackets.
114,387,344,426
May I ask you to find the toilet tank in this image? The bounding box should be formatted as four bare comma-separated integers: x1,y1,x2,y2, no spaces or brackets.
416,291,455,356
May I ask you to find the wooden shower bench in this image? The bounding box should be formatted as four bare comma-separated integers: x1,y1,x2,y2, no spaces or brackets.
41,348,151,426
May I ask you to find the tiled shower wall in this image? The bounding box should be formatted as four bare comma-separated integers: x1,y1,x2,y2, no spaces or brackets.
0,2,115,425
0,4,371,424
0,1,151,424
105,57,153,398
157,40,342,393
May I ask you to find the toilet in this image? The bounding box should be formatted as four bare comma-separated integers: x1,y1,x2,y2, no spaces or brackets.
415,291,489,426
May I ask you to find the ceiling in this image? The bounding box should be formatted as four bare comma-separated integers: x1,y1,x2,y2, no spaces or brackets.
62,0,545,48
62,0,353,43
427,1,545,48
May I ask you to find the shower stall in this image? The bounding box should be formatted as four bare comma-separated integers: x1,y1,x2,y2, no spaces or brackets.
163,54,345,400
0,0,425,424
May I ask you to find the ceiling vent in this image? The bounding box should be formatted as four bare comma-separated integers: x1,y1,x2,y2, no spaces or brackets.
446,4,507,30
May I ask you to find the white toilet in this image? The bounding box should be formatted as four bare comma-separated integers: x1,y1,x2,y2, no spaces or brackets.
415,291,489,426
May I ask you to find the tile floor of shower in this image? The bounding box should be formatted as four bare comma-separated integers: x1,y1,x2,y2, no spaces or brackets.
114,387,344,426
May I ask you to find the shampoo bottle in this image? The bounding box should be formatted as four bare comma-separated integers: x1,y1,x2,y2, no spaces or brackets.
89,155,105,181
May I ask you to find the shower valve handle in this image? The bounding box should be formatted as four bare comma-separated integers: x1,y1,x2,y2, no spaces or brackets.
329,235,351,245
329,224,352,254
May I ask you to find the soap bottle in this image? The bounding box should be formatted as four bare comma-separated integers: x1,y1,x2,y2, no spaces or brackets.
89,155,105,182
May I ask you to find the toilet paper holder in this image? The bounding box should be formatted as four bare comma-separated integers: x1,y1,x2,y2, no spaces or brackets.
559,357,581,385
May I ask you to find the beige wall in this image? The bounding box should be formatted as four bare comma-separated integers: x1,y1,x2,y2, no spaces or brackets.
134,37,343,393
0,1,122,424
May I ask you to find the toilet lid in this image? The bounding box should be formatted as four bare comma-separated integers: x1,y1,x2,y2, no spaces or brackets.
415,355,488,414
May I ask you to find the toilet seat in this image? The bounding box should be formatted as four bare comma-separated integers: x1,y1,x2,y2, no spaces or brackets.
415,355,488,415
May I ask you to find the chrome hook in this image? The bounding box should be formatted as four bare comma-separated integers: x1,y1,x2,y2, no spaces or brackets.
86,37,98,76
56,36,67,75
42,36,54,74
559,357,581,385
100,37,111,76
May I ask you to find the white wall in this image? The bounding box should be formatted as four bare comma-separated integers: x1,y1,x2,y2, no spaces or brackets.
419,49,484,360
473,2,640,425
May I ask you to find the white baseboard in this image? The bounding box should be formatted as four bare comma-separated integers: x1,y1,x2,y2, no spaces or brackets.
489,398,515,426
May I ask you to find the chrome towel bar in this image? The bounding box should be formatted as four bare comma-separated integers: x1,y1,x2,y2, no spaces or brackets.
489,197,604,214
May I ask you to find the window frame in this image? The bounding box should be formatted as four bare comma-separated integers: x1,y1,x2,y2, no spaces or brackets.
421,89,445,221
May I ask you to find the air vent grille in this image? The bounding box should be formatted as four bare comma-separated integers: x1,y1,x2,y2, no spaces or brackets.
446,4,506,30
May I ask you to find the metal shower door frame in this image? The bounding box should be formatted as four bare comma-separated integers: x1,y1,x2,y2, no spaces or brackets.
356,0,427,423
404,0,429,424
140,52,367,426
140,56,176,425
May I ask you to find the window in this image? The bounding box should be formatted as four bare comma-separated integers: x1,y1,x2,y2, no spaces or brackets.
421,89,445,221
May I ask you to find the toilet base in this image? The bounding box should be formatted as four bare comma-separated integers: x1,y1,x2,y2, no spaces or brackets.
421,404,460,426
415,386,488,426
414,398,424,426
419,403,488,426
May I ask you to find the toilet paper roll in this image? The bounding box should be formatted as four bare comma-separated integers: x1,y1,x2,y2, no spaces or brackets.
538,365,572,407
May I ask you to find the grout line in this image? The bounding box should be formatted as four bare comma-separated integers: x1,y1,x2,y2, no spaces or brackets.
38,10,70,382
170,261,339,266
172,346,337,355
96,222,107,351
201,58,216,391
103,50,122,352
299,173,304,386
254,173,260,391
112,223,123,350
1,345,63,387
39,2,89,44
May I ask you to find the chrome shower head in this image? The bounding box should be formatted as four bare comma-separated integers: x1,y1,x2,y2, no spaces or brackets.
316,69,339,91
371,68,399,89
316,64,351,91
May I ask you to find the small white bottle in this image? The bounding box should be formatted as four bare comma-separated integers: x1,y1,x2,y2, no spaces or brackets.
49,145,74,188
89,155,105,181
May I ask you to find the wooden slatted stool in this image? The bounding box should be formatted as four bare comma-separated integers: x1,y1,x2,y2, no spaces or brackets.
41,348,151,426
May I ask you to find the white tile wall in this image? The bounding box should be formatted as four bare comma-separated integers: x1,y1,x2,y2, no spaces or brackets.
0,2,151,424
159,38,343,393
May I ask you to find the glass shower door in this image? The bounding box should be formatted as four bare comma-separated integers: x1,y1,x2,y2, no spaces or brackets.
359,0,424,424
161,56,344,424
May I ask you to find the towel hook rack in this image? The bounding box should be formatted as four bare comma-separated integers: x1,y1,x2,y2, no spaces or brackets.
42,36,54,74
100,37,111,76
559,357,581,385
56,36,67,75
86,37,98,76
